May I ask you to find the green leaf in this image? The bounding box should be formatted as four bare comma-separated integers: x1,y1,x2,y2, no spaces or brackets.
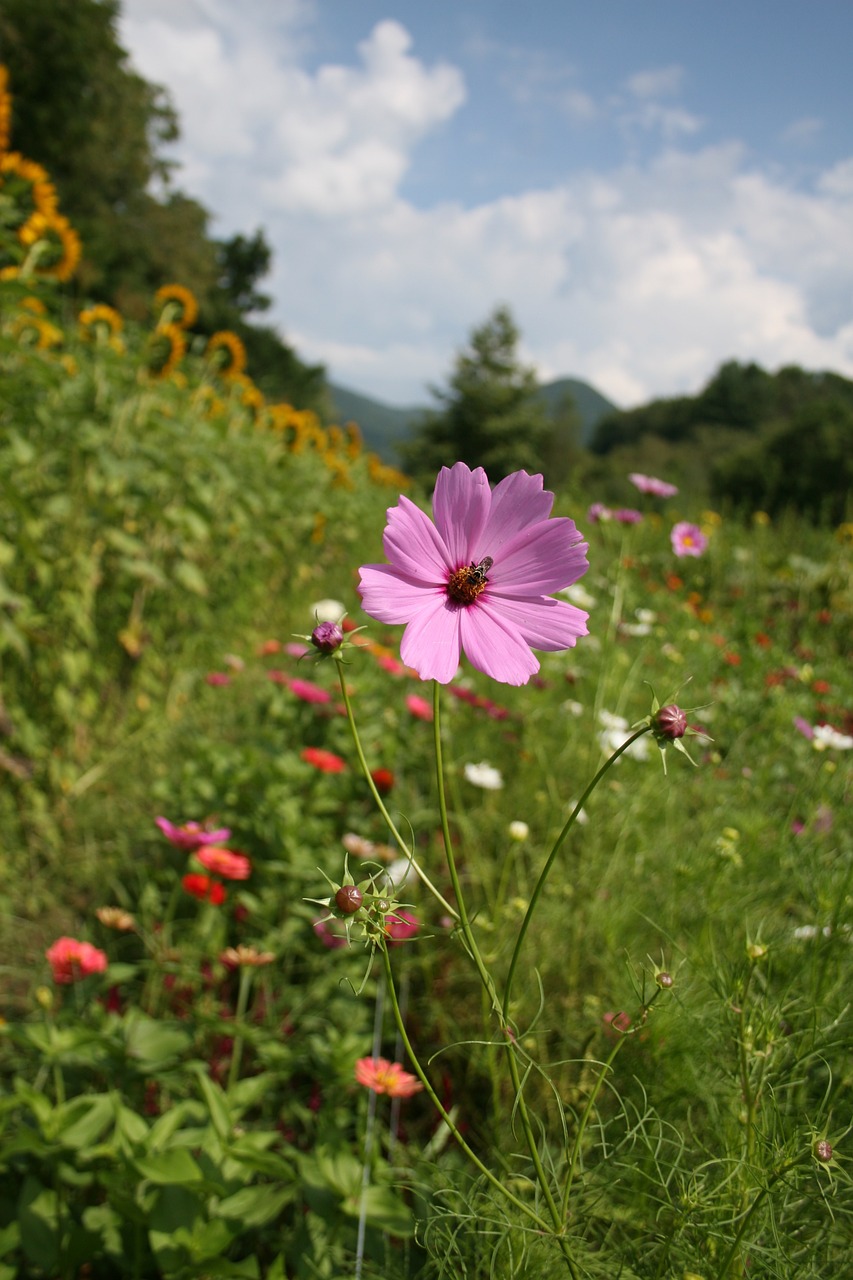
217,1183,293,1228
124,1011,191,1069
135,1147,204,1185
56,1093,115,1149
196,1070,232,1139
342,1185,414,1237
17,1177,59,1271
173,559,209,596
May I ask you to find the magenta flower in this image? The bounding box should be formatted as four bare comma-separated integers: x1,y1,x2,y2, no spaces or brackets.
613,507,644,525
358,464,589,685
671,521,708,558
629,472,679,498
155,817,232,850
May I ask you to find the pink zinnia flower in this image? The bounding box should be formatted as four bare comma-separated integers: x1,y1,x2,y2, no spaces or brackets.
613,508,643,525
301,746,347,773
288,678,332,704
671,522,708,558
196,846,252,880
629,472,679,498
354,1056,423,1098
358,463,589,685
156,817,232,850
205,672,231,686
406,693,434,721
46,937,108,984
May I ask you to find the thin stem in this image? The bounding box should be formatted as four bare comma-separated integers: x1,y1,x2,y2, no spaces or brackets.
714,1160,796,1280
336,660,458,920
226,966,253,1093
381,946,552,1235
355,975,386,1279
503,727,652,1023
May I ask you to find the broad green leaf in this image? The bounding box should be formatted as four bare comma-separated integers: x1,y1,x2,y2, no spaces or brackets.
56,1093,115,1149
216,1183,293,1228
124,1011,191,1068
173,558,209,596
135,1147,204,1185
196,1070,232,1139
17,1177,59,1271
342,1185,414,1237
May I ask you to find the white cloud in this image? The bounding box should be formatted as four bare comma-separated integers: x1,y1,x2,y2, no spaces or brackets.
117,8,853,408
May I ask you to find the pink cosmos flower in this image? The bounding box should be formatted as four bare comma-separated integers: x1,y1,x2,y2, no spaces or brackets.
46,937,108,984
155,817,232,850
354,1056,423,1098
629,472,679,498
613,508,643,525
358,463,589,685
671,522,708,558
196,846,252,880
386,910,420,944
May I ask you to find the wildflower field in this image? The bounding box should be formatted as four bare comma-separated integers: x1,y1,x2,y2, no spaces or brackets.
2,71,853,1280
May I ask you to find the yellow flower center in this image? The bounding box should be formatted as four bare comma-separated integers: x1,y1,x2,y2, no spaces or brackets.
446,557,492,605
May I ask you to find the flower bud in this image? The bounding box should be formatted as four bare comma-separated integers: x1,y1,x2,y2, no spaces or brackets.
814,1139,833,1163
654,704,687,739
311,621,344,655
655,970,674,990
334,885,363,915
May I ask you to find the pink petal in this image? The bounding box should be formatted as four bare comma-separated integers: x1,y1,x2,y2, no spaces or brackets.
432,463,491,566
476,470,554,555
458,604,540,685
489,519,588,595
485,596,588,650
399,598,462,684
383,496,450,581
359,565,441,624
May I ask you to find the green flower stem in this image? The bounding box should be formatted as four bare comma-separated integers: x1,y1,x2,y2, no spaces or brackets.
714,1158,797,1280
336,659,458,921
431,683,580,1277
431,681,501,1012
381,945,552,1236
502,726,653,1023
226,965,253,1093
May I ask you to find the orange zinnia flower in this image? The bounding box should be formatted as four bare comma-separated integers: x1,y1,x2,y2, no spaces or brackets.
354,1056,423,1098
196,846,252,880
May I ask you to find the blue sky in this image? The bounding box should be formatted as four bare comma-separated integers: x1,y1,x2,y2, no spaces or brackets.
119,0,853,407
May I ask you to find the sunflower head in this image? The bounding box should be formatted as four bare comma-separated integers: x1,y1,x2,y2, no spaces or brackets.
146,322,186,378
154,283,199,330
206,329,247,379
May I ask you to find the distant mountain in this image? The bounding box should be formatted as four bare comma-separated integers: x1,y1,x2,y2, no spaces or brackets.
328,377,618,462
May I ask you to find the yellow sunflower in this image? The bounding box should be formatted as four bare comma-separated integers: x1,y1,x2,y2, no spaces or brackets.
0,152,58,225
154,282,199,329
0,66,11,153
79,303,124,337
17,210,82,281
11,312,63,349
146,323,186,378
206,330,247,379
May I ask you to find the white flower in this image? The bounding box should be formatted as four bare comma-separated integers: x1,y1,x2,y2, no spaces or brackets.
385,857,415,890
812,724,853,751
597,710,650,761
463,761,504,790
562,699,584,718
508,820,529,841
311,598,346,623
568,800,589,825
561,582,597,610
793,924,832,941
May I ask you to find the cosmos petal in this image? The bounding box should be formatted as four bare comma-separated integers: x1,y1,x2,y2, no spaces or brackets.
399,597,463,684
458,603,539,685
432,463,491,566
358,565,442,624
489,518,589,595
483,595,589,650
383,496,451,581
475,470,554,556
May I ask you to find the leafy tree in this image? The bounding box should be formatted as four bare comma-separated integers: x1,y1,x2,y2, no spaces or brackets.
402,305,554,484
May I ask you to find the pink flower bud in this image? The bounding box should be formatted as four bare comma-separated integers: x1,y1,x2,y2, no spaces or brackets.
311,621,344,654
814,1139,833,1163
655,704,687,739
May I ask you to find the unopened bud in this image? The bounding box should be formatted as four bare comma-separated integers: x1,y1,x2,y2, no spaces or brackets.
655,704,687,740
655,971,674,990
334,885,363,915
311,621,344,655
814,1139,833,1163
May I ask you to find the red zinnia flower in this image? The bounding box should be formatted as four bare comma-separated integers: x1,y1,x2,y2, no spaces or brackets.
46,937,108,984
406,693,434,721
301,747,346,773
371,767,395,795
182,873,227,903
